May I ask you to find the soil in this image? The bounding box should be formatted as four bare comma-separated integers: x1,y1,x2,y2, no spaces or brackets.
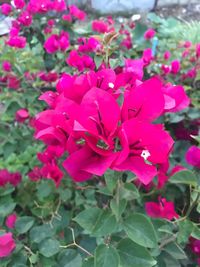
154,3,200,21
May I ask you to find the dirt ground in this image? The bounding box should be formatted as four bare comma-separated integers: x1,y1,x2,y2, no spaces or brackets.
155,3,200,21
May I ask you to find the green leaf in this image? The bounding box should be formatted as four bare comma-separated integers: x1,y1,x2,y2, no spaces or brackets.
39,238,60,257
117,238,157,267
191,224,200,239
163,243,187,260
15,216,35,234
104,170,118,193
110,198,127,220
119,183,139,200
169,170,197,186
30,224,55,243
124,213,158,248
95,245,119,267
74,208,117,237
94,55,103,69
57,249,82,267
177,220,194,244
82,258,94,267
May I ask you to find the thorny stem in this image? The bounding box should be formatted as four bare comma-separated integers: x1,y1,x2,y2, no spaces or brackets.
60,228,93,257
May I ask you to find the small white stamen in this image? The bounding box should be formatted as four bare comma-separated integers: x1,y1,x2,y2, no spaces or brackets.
108,82,114,88
141,150,151,160
26,16,30,19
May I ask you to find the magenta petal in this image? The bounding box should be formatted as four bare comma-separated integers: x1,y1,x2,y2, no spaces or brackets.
113,156,157,185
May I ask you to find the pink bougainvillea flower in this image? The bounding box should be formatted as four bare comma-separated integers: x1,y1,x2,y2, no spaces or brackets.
52,0,66,12
15,109,29,123
92,20,109,33
44,31,69,54
162,84,190,113
18,11,32,27
184,40,192,48
6,35,26,49
2,61,12,72
142,48,153,66
196,43,200,58
185,146,200,168
78,37,101,53
124,58,144,80
145,197,179,220
189,237,200,256
41,161,63,187
1,4,12,15
38,72,58,82
37,145,64,164
121,77,165,122
27,0,51,14
170,165,187,176
62,14,72,23
6,214,17,229
69,5,86,21
170,59,181,74
38,91,58,108
0,233,16,258
6,75,20,89
144,28,156,40
161,64,171,75
28,166,43,181
113,119,174,184
66,50,95,71
14,0,25,9
163,51,171,60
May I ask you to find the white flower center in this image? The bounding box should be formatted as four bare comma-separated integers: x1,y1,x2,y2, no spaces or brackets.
108,82,114,88
141,150,151,160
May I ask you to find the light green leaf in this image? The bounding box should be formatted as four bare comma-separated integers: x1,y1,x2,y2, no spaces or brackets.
169,170,197,186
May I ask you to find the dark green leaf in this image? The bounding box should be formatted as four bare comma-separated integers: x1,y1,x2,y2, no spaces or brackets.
124,213,158,248
39,238,60,257
169,170,197,186
95,245,119,267
16,216,35,234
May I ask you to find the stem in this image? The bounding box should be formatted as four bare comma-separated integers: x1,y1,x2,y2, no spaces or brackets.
159,235,177,250
185,192,200,218
60,228,93,257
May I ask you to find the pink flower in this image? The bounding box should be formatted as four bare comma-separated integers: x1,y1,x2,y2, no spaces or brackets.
38,72,58,82
41,161,63,187
170,59,181,74
170,165,187,176
0,233,16,258
189,237,200,256
161,64,170,75
6,214,17,229
142,48,153,66
184,40,192,48
14,0,25,9
145,197,179,220
28,166,43,181
69,5,86,21
185,146,200,168
6,35,26,49
18,11,32,27
62,14,72,23
66,50,94,71
124,58,144,80
27,0,51,14
52,0,66,12
196,43,200,58
7,75,20,89
92,20,109,33
78,37,101,53
0,169,21,187
1,4,12,16
144,28,156,40
2,61,12,72
44,31,69,54
163,51,171,60
162,84,190,113
15,109,29,123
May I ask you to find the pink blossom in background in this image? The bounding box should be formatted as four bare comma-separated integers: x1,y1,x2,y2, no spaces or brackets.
171,59,181,74
161,65,170,75
196,43,200,58
62,14,72,23
124,58,144,80
69,5,86,21
18,11,33,27
92,20,109,33
185,146,200,168
7,75,21,89
0,233,16,258
145,197,179,220
144,28,156,40
2,61,12,72
163,51,171,60
0,169,21,187
66,50,95,71
183,40,192,48
38,72,58,83
6,214,17,229
6,35,26,49
1,4,12,16
44,31,69,54
14,0,25,9
15,109,29,123
41,161,63,187
142,48,153,66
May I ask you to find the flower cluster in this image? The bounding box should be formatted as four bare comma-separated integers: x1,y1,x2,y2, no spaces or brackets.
33,62,190,186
